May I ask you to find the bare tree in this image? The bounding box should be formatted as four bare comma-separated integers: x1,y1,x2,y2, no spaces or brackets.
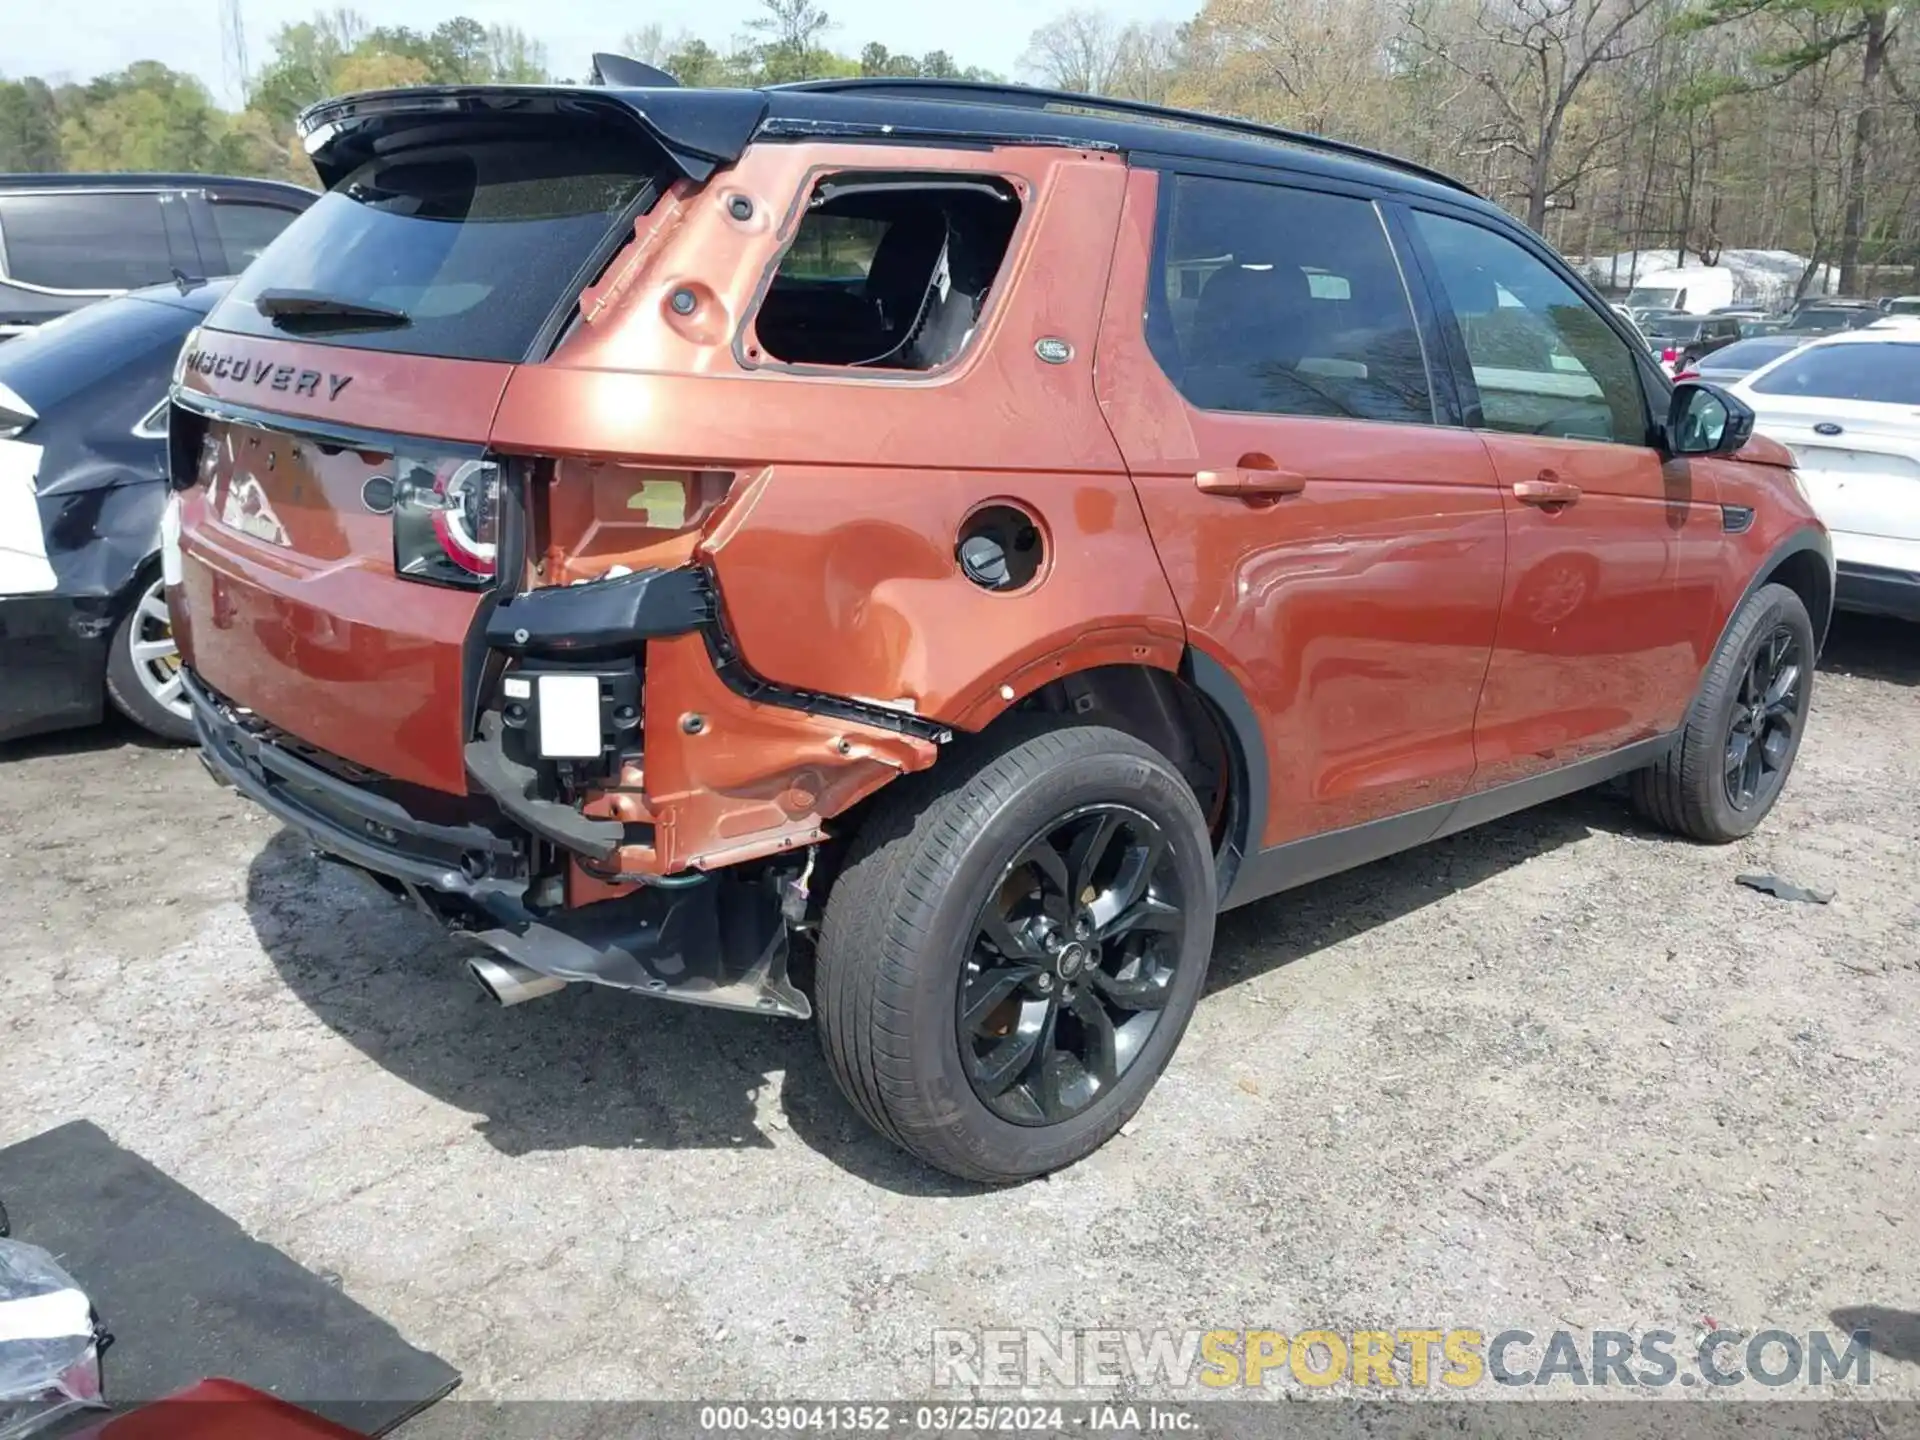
619,23,692,68
1406,0,1666,231
1023,9,1130,93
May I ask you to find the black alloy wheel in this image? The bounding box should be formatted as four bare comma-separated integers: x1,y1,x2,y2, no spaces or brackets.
1629,581,1815,844
958,805,1188,1126
815,720,1216,1182
1724,624,1803,812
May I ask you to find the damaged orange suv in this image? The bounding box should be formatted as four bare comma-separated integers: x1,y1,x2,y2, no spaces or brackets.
167,73,1832,1181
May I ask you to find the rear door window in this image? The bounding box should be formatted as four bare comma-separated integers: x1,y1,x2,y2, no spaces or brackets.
0,192,173,292
207,133,661,363
1148,174,1435,425
208,199,303,274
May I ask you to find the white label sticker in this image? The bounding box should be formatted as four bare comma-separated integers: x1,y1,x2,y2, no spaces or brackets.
537,674,603,759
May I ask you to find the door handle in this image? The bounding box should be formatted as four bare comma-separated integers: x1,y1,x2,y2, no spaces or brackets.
1512,472,1582,507
1195,453,1309,498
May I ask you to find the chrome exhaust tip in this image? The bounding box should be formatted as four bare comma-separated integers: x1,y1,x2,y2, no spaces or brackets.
466,953,568,1008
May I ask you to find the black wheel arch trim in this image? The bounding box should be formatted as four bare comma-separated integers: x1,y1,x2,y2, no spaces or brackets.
1714,527,1836,664
1179,645,1267,907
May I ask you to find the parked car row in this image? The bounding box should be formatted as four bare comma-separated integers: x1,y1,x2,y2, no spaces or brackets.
1731,325,1920,622
1,171,315,742
1627,298,1904,379
0,279,226,742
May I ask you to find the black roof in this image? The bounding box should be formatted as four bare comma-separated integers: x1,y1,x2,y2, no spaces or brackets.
0,172,316,199
298,78,1493,214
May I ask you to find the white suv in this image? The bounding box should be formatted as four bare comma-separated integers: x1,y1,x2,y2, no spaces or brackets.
1732,322,1920,620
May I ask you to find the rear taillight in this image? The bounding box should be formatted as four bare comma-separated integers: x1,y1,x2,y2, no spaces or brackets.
1673,369,1699,381
394,457,501,589
1661,346,1679,364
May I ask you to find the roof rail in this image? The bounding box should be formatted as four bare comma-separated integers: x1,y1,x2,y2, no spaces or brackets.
774,78,1476,196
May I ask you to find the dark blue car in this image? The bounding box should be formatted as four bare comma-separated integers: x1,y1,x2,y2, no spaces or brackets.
0,278,230,742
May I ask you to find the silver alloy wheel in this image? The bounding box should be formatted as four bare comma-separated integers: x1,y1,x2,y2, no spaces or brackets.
127,576,188,720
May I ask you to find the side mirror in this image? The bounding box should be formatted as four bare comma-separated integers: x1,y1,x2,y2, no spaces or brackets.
1666,379,1754,457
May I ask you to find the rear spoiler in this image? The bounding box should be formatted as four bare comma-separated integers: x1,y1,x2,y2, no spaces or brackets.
295,85,770,187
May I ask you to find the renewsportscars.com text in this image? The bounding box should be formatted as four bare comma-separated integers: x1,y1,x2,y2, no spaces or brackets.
931,1326,1874,1391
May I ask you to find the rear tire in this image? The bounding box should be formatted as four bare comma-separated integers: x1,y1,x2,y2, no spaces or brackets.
104,569,194,744
1631,581,1814,842
816,721,1216,1183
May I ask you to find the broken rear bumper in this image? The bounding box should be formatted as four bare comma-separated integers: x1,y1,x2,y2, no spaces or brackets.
187,668,809,1017
188,667,525,903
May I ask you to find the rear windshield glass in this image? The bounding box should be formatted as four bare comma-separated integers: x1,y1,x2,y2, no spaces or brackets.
205,133,658,363
1702,337,1799,371
1788,309,1858,331
1643,317,1704,338
1749,342,1920,404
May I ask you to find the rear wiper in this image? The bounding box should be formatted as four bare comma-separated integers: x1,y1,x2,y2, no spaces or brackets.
253,289,410,332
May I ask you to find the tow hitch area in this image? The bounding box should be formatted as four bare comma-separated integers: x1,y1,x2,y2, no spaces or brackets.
463,869,810,1019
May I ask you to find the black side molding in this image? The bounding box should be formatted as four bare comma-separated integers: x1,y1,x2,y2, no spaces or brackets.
485,567,715,656
1222,732,1678,912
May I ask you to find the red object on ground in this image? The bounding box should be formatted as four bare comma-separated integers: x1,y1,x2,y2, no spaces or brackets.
64,1380,369,1440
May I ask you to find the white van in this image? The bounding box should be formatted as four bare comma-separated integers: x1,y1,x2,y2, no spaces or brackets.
1622,266,1743,315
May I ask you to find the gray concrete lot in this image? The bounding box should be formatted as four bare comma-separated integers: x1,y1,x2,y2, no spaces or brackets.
2,613,1917,1409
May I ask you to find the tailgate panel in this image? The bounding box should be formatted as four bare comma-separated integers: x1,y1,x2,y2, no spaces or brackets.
179,486,480,793
174,401,497,794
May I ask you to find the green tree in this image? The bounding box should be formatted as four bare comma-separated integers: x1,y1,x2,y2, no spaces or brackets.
1690,0,1899,289
0,76,62,171
485,25,550,83
748,0,834,83
661,37,741,86
856,44,995,81
428,18,491,81
250,10,367,123
59,62,228,171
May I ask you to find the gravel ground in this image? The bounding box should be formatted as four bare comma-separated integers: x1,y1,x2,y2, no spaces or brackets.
2,613,1917,1414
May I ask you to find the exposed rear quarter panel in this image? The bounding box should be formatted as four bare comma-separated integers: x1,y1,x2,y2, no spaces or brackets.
492,143,1184,728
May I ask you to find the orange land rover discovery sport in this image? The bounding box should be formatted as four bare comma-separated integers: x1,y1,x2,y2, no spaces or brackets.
166,70,1833,1182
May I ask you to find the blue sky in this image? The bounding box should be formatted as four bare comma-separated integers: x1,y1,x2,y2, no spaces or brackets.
14,0,1197,106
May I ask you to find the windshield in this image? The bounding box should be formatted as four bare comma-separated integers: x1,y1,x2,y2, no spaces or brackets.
1750,342,1920,405
206,130,661,363
1625,287,1681,310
